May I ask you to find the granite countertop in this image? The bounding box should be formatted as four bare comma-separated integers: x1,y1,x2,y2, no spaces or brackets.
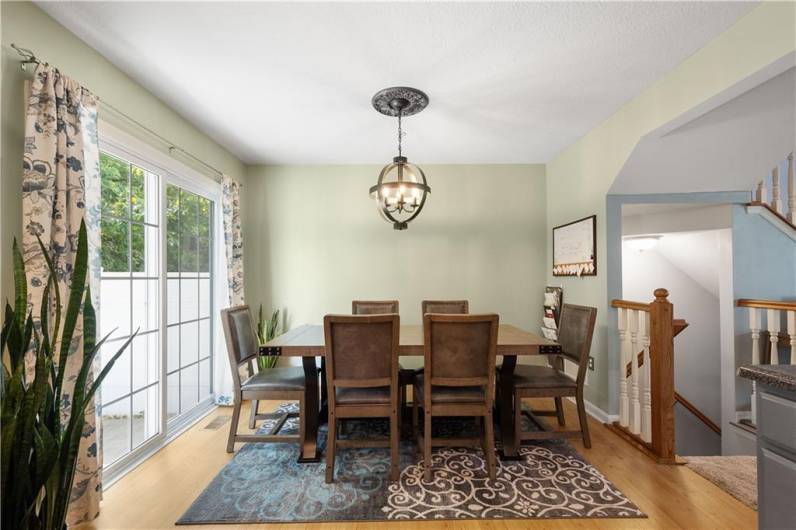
738,364,796,393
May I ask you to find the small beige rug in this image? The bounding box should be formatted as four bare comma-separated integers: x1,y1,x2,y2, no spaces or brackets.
685,456,757,509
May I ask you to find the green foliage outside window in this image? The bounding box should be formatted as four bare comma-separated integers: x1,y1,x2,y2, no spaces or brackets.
100,152,211,274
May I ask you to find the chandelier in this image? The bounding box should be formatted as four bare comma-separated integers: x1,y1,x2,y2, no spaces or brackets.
369,87,431,230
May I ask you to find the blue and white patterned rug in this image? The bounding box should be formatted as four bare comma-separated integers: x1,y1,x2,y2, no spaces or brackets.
177,403,645,524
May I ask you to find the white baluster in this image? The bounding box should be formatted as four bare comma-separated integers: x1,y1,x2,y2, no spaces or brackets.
787,152,795,224
771,166,782,213
767,308,781,365
787,310,796,365
750,308,760,424
629,310,641,435
618,308,629,428
639,311,652,443
755,179,768,204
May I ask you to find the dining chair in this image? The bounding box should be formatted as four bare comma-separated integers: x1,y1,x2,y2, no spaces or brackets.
499,303,597,448
221,305,308,454
414,313,499,481
421,299,469,316
324,313,400,483
351,300,412,436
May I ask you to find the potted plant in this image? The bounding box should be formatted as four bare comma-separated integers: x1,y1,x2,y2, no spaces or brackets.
1,221,135,530
256,304,280,370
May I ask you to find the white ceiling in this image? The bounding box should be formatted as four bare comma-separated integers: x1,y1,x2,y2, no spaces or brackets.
39,1,757,164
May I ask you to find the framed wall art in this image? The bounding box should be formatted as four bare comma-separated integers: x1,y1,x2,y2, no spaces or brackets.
552,215,596,277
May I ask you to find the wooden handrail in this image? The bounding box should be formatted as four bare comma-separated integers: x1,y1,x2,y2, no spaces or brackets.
611,299,651,312
674,391,721,435
737,299,796,311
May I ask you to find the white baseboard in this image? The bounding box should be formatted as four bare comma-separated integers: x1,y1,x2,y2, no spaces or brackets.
566,396,618,424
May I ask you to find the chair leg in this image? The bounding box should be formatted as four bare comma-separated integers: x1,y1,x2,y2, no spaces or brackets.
554,397,566,426
576,390,591,448
298,394,306,459
248,399,259,429
484,410,497,480
390,407,399,481
398,385,405,439
423,410,432,482
325,413,337,483
412,398,419,446
227,399,243,453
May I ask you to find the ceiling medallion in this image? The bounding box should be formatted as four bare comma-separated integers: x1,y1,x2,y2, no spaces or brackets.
369,87,430,230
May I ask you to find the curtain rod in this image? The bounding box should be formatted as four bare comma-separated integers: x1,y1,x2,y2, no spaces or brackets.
11,43,228,182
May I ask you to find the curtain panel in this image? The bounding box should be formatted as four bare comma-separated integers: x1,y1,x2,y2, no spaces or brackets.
217,175,245,404
22,64,102,525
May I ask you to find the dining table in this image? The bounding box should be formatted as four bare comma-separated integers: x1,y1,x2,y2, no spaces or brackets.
260,323,561,462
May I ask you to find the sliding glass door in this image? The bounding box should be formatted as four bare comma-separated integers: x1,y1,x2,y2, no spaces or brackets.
99,146,215,470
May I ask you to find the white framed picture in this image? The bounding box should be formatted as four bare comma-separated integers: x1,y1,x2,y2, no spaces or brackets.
552,215,596,277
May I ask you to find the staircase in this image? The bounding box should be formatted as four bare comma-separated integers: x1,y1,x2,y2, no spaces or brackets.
748,152,796,239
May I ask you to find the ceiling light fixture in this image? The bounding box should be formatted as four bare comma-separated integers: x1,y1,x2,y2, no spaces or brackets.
369,87,431,230
623,235,662,252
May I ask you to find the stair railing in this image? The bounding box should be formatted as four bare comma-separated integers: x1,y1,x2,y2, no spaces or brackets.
752,151,796,227
736,299,796,424
610,288,687,464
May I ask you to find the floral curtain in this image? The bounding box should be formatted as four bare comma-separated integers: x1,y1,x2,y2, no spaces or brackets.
217,174,245,404
22,64,102,525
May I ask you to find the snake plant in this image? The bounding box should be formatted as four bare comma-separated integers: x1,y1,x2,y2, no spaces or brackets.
256,304,280,370
1,220,136,530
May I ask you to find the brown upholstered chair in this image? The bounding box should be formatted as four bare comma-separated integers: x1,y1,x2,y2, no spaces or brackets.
414,313,498,481
499,303,597,448
351,300,412,435
324,314,400,483
221,305,308,454
421,300,469,316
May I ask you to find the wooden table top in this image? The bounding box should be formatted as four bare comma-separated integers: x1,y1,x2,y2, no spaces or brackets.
261,323,560,357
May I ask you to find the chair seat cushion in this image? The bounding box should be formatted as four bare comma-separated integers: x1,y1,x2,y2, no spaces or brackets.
241,366,306,392
501,365,576,389
335,386,391,405
414,374,486,404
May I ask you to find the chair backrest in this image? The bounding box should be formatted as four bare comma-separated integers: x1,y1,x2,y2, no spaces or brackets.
352,300,399,315
423,313,498,397
421,300,469,317
324,314,399,392
220,305,259,389
553,304,597,385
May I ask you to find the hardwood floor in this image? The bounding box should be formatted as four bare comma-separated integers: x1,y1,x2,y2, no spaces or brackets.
80,399,756,530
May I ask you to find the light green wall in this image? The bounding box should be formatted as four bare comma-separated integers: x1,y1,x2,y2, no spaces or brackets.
545,1,796,411
0,1,246,305
244,164,547,368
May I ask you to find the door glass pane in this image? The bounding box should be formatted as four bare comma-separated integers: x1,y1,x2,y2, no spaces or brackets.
167,276,179,325
132,386,158,449
180,364,199,412
102,397,131,466
167,373,179,420
167,326,179,373
101,344,130,406
180,321,199,367
100,152,129,219
132,279,158,333
130,165,146,223
199,319,210,360
100,278,130,339
199,278,210,318
101,218,129,273
180,278,199,322
166,186,180,273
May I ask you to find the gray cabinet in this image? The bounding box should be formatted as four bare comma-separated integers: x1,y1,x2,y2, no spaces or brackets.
756,386,796,530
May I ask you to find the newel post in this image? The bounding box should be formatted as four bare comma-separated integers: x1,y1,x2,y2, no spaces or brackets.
649,288,676,463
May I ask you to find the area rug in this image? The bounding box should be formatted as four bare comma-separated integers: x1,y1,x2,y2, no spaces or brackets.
685,456,757,509
177,403,645,524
